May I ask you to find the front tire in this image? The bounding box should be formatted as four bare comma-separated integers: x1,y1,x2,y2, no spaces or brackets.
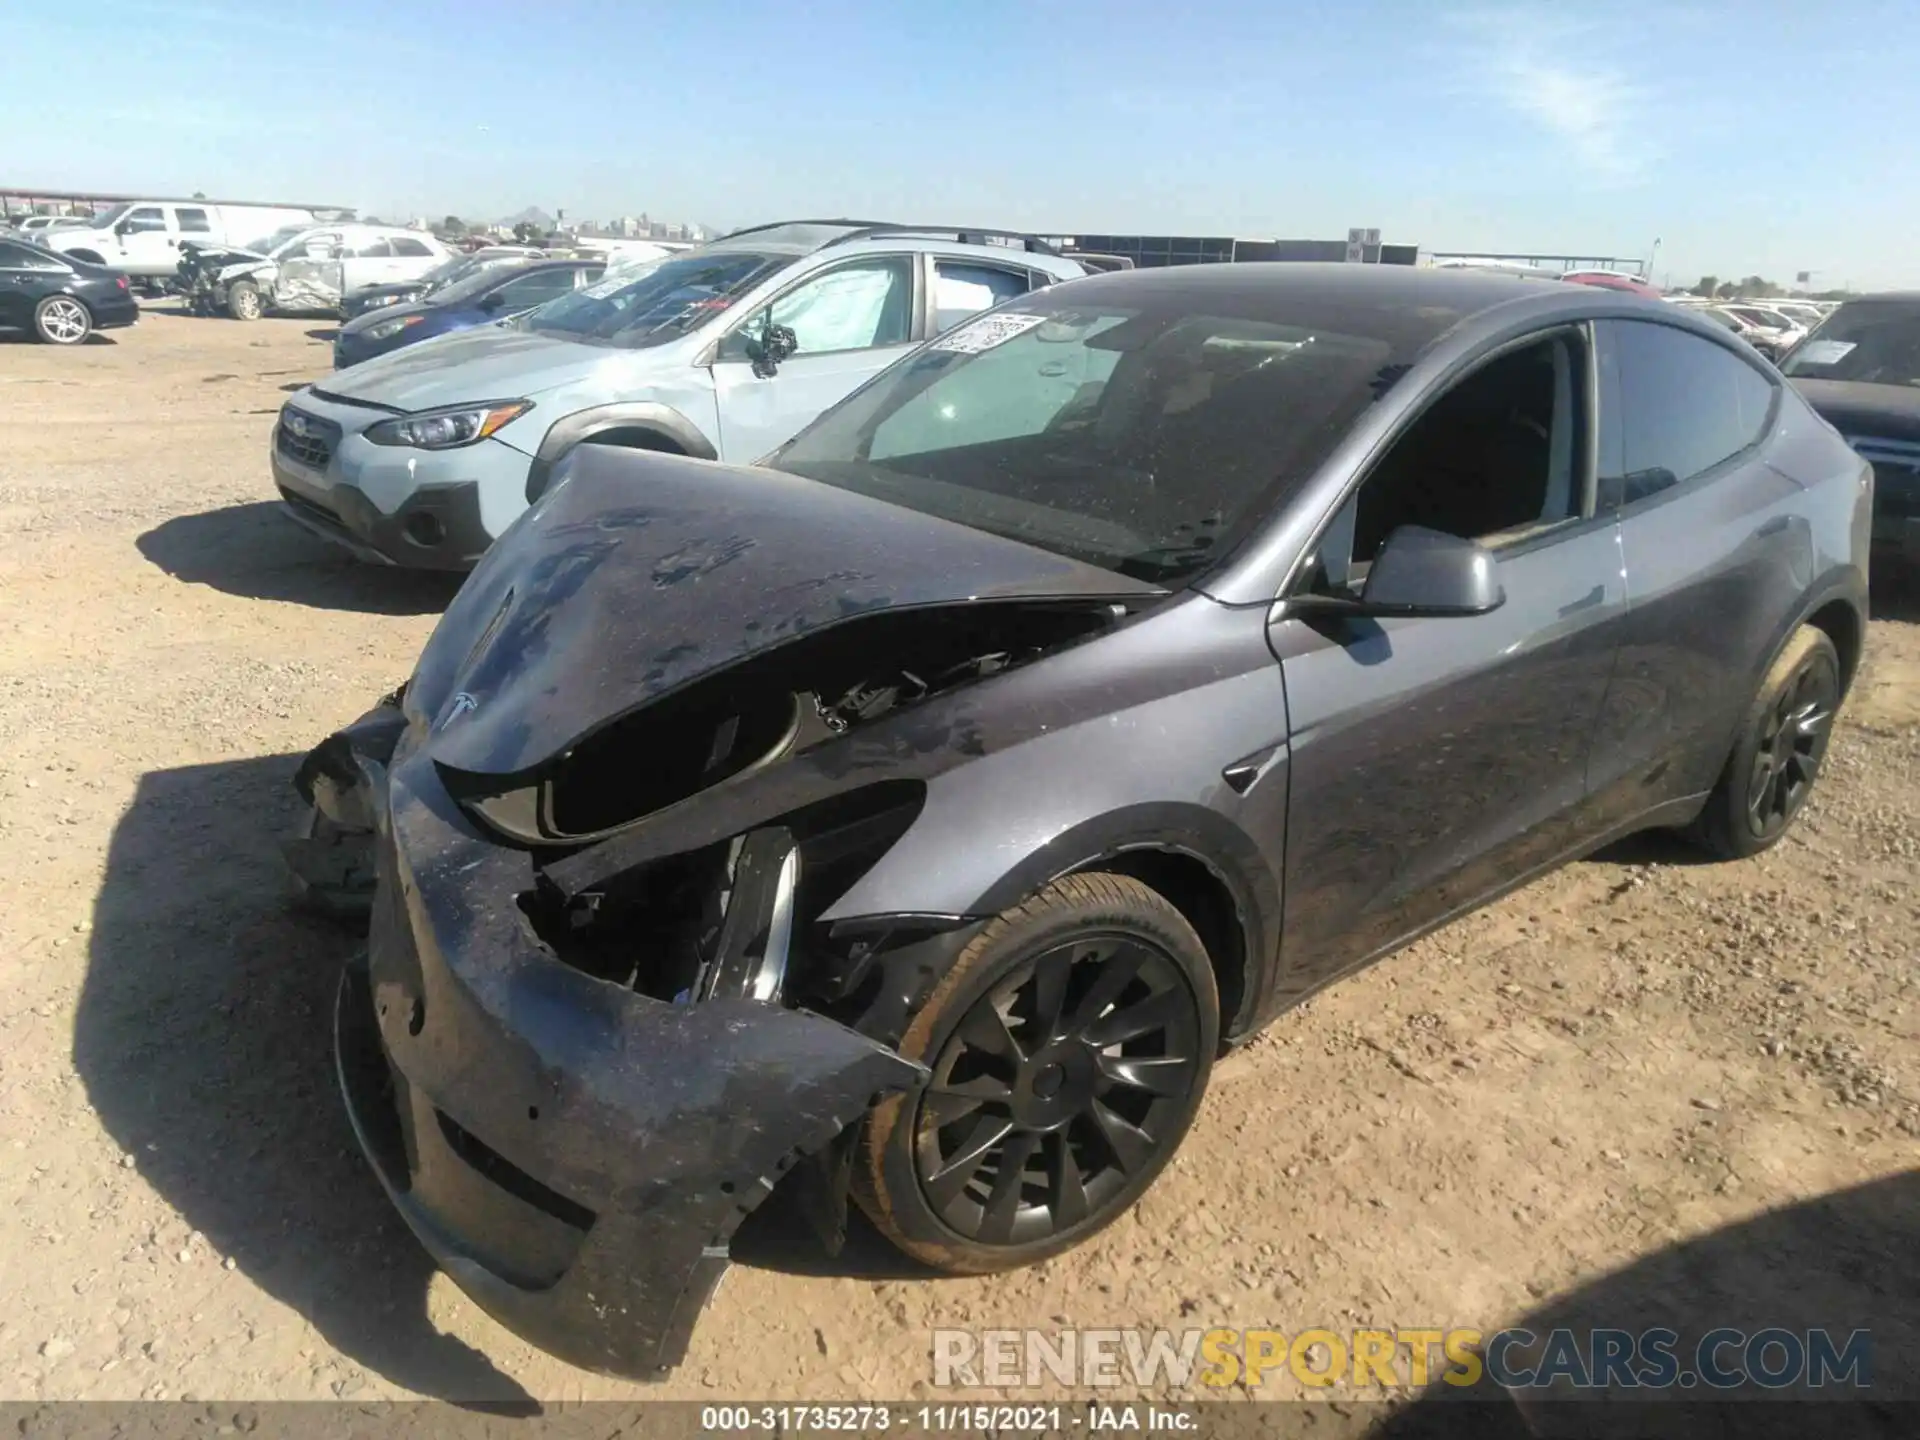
857,872,1218,1274
34,295,92,345
226,279,263,321
1685,625,1840,859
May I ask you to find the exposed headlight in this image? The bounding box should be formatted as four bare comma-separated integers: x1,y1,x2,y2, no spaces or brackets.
366,400,532,450
364,314,425,341
363,293,403,310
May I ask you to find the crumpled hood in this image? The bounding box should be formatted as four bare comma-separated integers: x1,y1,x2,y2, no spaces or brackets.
316,323,573,411
408,444,1161,778
1792,378,1920,443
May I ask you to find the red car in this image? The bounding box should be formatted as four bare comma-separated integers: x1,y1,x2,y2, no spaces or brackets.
1561,269,1663,298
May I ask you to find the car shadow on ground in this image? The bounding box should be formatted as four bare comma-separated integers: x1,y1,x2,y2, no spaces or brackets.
1869,568,1920,624
730,1181,941,1281
76,755,534,1405
137,503,461,615
0,332,119,345
306,328,339,342
1370,1167,1918,1438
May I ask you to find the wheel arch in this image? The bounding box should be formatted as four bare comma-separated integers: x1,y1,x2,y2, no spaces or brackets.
525,402,718,503
961,804,1280,1048
1701,567,1865,792
1804,593,1864,697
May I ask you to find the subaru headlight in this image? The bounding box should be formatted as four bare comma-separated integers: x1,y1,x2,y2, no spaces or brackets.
365,400,532,450
364,314,425,341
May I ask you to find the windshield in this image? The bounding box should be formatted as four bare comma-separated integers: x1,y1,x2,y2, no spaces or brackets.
1781,302,1920,387
431,261,540,306
242,225,310,255
770,295,1405,584
527,249,783,345
422,254,519,296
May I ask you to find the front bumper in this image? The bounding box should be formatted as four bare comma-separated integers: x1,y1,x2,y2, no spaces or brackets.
87,293,140,329
269,393,531,570
334,733,925,1378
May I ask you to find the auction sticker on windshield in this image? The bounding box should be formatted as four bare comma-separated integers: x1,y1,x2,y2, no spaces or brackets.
932,311,1048,354
1793,339,1856,366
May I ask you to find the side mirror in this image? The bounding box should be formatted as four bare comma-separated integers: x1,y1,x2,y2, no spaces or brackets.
747,321,799,378
1291,525,1505,619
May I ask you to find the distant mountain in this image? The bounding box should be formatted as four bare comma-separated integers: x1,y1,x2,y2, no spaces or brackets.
500,206,554,230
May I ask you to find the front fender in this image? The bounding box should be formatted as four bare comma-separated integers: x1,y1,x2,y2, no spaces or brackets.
525,401,719,503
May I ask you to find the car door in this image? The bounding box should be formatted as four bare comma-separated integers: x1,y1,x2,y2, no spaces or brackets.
113,205,175,271
1582,317,1802,828
388,235,443,284
710,253,919,462
339,236,392,294
0,239,58,327
1268,325,1629,1000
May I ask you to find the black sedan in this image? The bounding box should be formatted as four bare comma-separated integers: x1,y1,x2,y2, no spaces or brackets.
296,264,1869,1380
332,258,602,369
0,237,137,344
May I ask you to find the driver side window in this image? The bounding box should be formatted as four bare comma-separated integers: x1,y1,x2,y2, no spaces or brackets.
719,256,913,361
1312,330,1590,594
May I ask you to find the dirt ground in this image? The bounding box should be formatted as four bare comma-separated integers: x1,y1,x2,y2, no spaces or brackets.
0,308,1913,1409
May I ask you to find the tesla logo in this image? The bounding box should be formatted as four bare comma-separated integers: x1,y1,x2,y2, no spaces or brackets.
442,692,479,725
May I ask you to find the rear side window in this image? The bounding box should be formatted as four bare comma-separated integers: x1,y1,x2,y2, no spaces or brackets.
0,240,67,270
1598,319,1775,508
492,267,582,308
347,237,393,257
176,208,212,233
932,261,1030,333
391,236,434,257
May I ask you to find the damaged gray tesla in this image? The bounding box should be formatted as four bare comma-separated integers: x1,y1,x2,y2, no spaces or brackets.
299,263,1869,1380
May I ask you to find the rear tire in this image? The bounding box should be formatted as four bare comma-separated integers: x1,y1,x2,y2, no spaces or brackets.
226,280,263,321
33,295,92,345
855,872,1218,1275
1683,625,1840,859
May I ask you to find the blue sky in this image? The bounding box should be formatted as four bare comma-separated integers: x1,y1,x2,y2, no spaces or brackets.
6,0,1917,289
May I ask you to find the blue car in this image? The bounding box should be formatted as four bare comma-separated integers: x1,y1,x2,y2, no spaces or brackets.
332,258,602,369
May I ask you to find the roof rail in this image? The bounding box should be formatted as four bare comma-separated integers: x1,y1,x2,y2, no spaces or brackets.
715,219,1061,256
822,224,1062,256
717,218,905,240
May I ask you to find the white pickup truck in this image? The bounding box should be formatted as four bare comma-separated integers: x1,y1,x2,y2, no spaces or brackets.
45,200,319,281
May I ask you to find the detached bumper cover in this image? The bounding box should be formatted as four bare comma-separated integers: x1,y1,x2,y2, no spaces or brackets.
334,739,926,1379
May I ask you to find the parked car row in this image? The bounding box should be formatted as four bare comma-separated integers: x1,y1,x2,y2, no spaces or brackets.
271,221,1088,567
331,256,605,368
261,235,1872,1383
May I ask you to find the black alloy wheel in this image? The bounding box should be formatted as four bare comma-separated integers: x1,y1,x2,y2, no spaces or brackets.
1686,625,1841,859
858,872,1218,1273
1744,643,1837,841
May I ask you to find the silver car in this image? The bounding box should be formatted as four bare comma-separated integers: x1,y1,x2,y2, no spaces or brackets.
270,222,1088,569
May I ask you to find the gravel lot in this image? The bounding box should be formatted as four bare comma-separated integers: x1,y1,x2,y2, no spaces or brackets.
0,307,1914,1408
